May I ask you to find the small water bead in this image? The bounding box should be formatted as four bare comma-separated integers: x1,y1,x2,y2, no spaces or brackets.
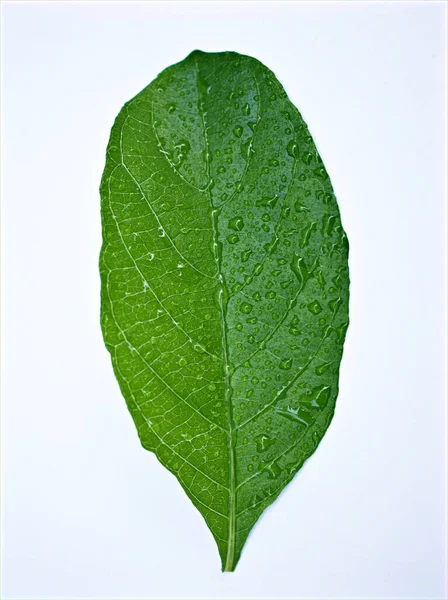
242,102,251,115
247,464,254,472
241,249,252,263
300,222,317,248
286,140,300,159
228,216,244,231
279,357,293,370
233,125,243,138
227,234,239,244
329,296,342,313
255,434,275,453
315,361,333,375
265,461,282,479
335,322,349,342
302,152,313,165
294,201,309,212
308,300,323,315
290,254,308,284
312,166,328,181
240,302,253,314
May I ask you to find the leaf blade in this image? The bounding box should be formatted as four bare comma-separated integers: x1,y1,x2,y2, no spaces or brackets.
100,50,349,571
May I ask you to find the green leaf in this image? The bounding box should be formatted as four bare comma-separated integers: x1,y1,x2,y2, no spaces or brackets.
100,50,349,571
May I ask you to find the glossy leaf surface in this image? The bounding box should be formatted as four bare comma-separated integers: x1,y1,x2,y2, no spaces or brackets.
100,50,349,571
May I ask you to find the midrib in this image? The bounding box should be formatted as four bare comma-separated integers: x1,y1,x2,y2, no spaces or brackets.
194,56,237,572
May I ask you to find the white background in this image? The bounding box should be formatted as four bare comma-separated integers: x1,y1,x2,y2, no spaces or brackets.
1,1,447,599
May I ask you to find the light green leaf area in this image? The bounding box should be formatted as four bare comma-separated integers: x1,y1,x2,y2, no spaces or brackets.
100,50,349,571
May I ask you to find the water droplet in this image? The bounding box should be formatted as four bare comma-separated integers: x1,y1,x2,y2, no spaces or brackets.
279,357,292,370
265,461,281,479
228,216,244,231
314,166,329,180
255,434,275,453
307,300,322,315
329,296,342,313
302,152,313,165
276,406,313,426
170,139,191,166
227,234,239,244
242,102,250,115
240,302,253,314
241,138,253,160
286,140,299,158
306,385,331,408
290,253,308,285
300,222,316,248
294,201,309,212
316,361,333,375
256,194,279,209
241,249,252,262
323,214,337,235
335,321,348,342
